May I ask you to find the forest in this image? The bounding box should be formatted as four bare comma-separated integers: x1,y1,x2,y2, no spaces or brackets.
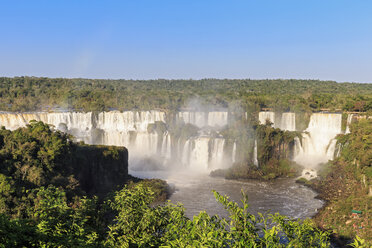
0,77,371,114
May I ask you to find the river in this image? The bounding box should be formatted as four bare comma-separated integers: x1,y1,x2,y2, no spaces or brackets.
129,170,323,219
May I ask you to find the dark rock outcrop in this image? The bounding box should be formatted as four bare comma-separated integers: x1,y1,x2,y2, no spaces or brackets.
72,145,128,196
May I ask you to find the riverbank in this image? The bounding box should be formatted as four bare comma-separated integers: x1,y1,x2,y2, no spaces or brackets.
296,160,371,247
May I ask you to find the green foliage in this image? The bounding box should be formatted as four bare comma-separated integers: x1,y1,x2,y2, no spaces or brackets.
255,123,298,166
31,186,101,247
105,184,330,247
0,214,38,247
105,184,179,247
128,178,169,203
336,119,372,168
0,173,336,247
0,77,371,112
349,236,368,248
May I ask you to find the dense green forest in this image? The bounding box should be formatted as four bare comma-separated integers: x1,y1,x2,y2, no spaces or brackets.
0,77,371,113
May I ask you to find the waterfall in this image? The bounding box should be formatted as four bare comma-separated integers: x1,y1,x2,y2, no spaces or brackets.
210,138,225,169
0,112,94,132
97,111,165,132
178,111,228,128
293,137,304,158
0,111,347,173
294,113,342,168
189,137,210,172
259,112,275,126
133,132,158,155
178,112,207,128
181,140,191,166
100,131,131,147
232,142,236,163
258,111,295,131
0,111,231,172
326,139,337,160
161,132,172,160
253,140,259,167
207,112,228,128
345,114,354,134
280,112,296,131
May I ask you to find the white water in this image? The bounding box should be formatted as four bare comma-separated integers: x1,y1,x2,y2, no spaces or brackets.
258,111,296,131
207,112,228,128
253,140,259,167
178,111,228,128
232,142,236,163
189,137,210,172
161,132,172,160
258,112,275,126
210,138,226,169
280,112,296,131
294,113,342,168
345,114,354,134
0,111,232,172
0,111,344,173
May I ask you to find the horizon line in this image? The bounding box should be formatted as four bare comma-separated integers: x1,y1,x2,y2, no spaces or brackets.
1,75,371,84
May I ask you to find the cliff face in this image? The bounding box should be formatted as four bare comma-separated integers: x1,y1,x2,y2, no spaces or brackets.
73,145,128,196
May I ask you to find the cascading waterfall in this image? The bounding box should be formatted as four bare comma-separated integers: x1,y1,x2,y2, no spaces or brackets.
97,111,165,132
232,142,236,163
182,140,191,166
258,111,296,131
189,137,210,172
210,138,225,169
259,112,275,126
178,111,228,128
345,114,354,134
280,112,296,131
0,111,232,172
253,140,259,167
326,139,338,160
178,112,207,128
0,112,94,132
161,132,172,160
294,113,342,168
207,112,228,127
0,110,345,174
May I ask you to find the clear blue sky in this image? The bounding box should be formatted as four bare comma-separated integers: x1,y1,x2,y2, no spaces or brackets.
1,0,371,82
